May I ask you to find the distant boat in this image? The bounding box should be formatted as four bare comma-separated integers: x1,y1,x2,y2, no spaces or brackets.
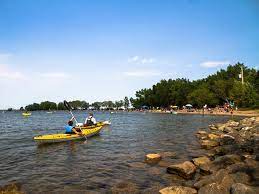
46,111,53,114
22,112,31,116
110,111,115,114
172,111,178,115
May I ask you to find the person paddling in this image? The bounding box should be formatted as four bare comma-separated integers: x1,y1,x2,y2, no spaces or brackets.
84,113,97,126
65,116,82,134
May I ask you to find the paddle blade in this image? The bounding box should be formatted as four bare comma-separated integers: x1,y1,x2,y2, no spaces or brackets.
64,100,72,111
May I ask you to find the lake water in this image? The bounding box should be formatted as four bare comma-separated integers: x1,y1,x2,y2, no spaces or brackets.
0,111,237,193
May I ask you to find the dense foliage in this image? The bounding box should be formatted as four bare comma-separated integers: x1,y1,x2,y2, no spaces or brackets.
24,98,131,111
131,63,259,109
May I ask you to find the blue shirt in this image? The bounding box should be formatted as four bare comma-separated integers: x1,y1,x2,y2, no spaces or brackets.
65,125,73,133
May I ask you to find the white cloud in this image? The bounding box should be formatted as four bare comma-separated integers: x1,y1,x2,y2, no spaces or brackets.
128,56,155,64
0,64,26,80
200,61,230,68
40,72,70,79
124,70,161,77
128,56,140,63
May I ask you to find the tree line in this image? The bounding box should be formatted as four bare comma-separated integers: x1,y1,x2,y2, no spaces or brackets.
130,63,259,109
22,97,131,111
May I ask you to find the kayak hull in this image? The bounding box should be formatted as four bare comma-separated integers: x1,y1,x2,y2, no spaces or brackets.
34,121,110,144
34,126,103,144
22,113,31,116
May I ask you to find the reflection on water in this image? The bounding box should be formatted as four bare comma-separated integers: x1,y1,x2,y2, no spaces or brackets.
0,111,238,193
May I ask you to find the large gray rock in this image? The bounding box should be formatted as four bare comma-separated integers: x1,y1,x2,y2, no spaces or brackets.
226,120,240,127
240,117,256,126
230,172,251,185
230,183,257,194
194,169,228,189
159,186,197,194
167,161,197,179
200,140,219,149
215,123,226,131
207,133,220,140
199,154,243,174
213,154,243,165
145,153,162,164
226,162,252,174
219,134,235,145
192,156,211,167
213,144,239,156
198,183,229,194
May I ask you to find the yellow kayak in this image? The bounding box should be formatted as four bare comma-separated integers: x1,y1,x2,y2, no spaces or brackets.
34,121,111,143
22,112,31,116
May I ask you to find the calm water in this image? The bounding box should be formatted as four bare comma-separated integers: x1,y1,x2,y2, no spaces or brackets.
0,111,237,193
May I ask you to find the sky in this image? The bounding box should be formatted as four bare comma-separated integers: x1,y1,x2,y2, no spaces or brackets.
0,0,258,109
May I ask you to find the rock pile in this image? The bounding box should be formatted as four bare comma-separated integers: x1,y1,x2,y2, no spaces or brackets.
159,117,259,194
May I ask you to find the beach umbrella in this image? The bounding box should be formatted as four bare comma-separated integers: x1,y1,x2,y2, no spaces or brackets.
185,104,193,107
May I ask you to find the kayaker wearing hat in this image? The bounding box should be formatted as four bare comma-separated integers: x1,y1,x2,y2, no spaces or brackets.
84,113,97,126
65,116,82,134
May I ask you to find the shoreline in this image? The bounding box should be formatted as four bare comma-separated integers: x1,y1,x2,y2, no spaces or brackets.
150,116,259,193
149,109,259,117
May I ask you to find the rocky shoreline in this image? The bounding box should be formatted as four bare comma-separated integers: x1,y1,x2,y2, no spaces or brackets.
156,117,259,194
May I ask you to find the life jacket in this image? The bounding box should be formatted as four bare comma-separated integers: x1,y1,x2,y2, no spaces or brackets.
86,118,94,126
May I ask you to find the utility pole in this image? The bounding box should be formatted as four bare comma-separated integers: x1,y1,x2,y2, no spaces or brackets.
241,66,244,85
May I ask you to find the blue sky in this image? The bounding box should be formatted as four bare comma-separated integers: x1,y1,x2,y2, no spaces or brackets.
0,0,258,109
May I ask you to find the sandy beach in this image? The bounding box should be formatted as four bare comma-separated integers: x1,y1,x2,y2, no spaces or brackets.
150,109,259,117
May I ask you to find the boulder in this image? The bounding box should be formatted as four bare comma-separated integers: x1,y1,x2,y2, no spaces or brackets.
219,134,235,145
192,156,211,167
196,130,208,135
226,120,239,127
244,158,258,168
200,140,219,149
226,162,252,174
230,172,251,185
240,117,256,126
230,183,257,194
167,161,197,179
194,169,228,189
198,183,229,194
213,144,239,156
159,186,197,194
215,123,226,131
199,163,214,175
145,153,162,163
223,126,235,133
209,125,218,130
0,182,24,194
208,134,220,140
213,154,243,165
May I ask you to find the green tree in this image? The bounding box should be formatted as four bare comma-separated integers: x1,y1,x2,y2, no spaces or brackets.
40,101,57,110
229,81,258,108
187,85,218,108
57,102,65,110
115,100,124,109
91,102,102,110
124,97,130,110
25,103,40,111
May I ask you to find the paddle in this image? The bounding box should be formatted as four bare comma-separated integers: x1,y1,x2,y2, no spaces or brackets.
64,100,87,141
